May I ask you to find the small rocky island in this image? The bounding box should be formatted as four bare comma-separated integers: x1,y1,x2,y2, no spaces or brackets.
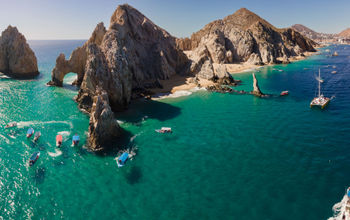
48,4,316,151
0,26,39,78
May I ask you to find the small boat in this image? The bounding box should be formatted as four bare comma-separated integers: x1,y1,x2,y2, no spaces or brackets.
280,91,289,96
332,51,338,56
29,151,40,166
331,71,337,74
333,65,337,69
117,152,129,167
56,134,63,147
26,128,34,138
5,122,17,129
33,131,41,142
155,127,172,133
72,134,80,146
310,69,330,109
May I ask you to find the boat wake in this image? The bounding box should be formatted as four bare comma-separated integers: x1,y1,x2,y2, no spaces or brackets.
17,120,73,129
48,149,62,157
328,193,350,220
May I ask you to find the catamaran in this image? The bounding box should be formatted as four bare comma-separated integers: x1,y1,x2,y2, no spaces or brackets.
310,69,330,109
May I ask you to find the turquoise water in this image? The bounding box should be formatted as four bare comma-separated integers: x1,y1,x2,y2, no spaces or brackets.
1,41,350,219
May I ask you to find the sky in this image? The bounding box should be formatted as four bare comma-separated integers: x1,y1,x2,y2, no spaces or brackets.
0,0,349,40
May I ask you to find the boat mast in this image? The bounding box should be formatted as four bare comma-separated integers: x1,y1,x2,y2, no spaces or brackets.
318,68,321,97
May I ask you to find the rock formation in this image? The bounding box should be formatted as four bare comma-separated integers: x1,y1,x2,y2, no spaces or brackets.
251,73,264,97
49,4,189,151
47,22,106,86
88,88,122,151
177,8,317,77
0,26,38,78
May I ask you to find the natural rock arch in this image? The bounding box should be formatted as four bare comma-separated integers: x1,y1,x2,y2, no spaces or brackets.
47,22,107,87
48,47,87,86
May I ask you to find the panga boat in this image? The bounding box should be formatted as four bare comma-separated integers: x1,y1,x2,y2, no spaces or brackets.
280,91,289,96
5,122,17,128
155,127,172,133
29,151,40,166
34,131,41,142
26,128,34,138
56,134,63,147
72,134,80,146
331,71,337,74
117,152,129,167
310,69,330,109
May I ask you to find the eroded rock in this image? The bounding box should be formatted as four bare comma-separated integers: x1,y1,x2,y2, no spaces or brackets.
0,26,38,78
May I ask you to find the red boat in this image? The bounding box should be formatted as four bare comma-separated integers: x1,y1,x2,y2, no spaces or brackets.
56,134,63,147
280,91,289,96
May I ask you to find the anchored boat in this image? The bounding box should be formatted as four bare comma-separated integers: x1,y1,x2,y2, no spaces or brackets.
280,91,289,96
72,134,80,146
34,131,41,142
26,128,34,138
117,152,129,167
5,122,17,129
29,151,40,166
310,69,330,109
56,134,63,147
155,127,172,133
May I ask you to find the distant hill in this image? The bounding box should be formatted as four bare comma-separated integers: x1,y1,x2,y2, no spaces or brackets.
291,24,335,42
338,28,350,38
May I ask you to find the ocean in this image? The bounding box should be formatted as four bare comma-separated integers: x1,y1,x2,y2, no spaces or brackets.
0,40,349,219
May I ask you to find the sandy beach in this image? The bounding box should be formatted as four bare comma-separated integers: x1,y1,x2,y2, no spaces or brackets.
150,51,317,100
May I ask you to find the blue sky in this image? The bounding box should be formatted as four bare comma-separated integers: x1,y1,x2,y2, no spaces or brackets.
0,0,349,39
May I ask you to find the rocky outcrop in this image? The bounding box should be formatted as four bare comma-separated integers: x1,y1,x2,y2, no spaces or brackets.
251,73,264,97
88,88,122,151
47,22,106,86
177,8,316,76
0,26,38,78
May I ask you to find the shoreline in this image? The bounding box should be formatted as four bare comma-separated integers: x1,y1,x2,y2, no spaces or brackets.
150,50,318,100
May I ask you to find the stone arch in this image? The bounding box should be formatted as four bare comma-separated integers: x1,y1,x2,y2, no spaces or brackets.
48,47,87,87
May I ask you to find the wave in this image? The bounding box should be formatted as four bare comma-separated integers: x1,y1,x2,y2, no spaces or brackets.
48,149,62,157
328,192,350,220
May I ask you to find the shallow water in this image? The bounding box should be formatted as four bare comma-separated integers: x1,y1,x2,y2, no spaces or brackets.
0,41,349,219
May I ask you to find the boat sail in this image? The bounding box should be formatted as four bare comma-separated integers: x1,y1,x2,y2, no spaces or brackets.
310,69,330,109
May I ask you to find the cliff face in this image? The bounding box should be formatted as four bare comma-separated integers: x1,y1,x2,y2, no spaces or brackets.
0,26,38,78
177,8,316,77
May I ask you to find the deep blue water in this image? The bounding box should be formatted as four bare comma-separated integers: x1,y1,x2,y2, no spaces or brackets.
0,41,349,219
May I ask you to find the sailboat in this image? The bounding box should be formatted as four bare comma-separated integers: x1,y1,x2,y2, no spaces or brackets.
310,69,330,109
